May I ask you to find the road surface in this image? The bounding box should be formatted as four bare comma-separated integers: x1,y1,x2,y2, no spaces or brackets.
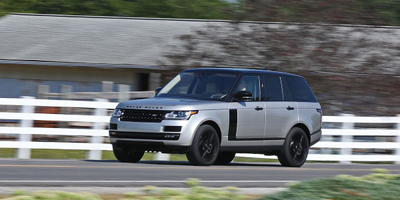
0,159,399,187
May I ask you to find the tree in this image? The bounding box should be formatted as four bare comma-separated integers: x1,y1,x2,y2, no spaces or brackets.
125,0,232,19
0,0,233,19
162,0,400,116
231,0,400,26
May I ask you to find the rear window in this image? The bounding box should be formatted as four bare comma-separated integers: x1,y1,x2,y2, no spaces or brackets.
284,76,317,102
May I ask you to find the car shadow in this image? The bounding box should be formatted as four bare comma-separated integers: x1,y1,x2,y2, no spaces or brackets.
84,160,283,167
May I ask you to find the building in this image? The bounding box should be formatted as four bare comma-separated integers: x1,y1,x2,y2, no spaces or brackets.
0,13,219,99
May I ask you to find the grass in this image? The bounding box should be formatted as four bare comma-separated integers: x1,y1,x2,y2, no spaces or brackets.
0,149,14,158
0,149,393,164
0,148,276,163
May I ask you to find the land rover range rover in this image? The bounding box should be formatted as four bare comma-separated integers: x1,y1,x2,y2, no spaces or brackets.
109,68,322,167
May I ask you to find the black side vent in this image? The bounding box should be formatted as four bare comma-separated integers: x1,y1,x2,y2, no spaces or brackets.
228,109,237,140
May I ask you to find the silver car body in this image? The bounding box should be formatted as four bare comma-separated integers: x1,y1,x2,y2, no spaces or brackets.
109,68,322,154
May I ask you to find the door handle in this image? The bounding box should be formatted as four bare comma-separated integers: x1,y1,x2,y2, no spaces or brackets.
287,106,295,111
255,106,263,111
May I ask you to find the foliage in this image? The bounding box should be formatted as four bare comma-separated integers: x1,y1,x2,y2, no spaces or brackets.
164,21,400,75
0,0,232,19
3,172,400,200
232,0,400,26
125,0,232,19
185,178,200,187
2,180,248,200
1,0,400,26
162,0,400,74
3,191,101,200
259,170,400,200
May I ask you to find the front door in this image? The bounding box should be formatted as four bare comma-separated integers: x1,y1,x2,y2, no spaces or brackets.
229,75,265,140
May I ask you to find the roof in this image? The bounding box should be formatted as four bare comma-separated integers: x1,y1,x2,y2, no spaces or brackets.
1,13,399,73
0,13,224,70
183,68,301,77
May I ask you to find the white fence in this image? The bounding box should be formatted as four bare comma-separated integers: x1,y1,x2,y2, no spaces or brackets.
0,97,116,160
0,97,399,164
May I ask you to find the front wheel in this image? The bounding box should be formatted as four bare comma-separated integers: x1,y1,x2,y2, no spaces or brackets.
112,145,145,163
186,125,220,166
278,127,309,167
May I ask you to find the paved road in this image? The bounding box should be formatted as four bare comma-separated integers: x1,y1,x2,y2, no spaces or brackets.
0,159,399,187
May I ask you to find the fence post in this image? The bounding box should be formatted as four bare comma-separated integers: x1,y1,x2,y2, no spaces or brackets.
154,152,170,161
59,85,73,129
396,115,400,165
16,96,35,159
118,84,130,102
340,114,354,164
37,85,49,99
88,99,107,160
149,73,161,90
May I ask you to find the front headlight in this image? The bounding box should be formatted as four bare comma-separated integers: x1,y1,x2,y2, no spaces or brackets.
164,110,198,120
112,108,123,118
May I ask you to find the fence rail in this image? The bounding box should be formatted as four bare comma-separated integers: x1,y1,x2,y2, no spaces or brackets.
0,97,398,164
238,114,400,164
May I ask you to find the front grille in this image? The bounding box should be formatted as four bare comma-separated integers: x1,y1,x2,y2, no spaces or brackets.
120,109,165,122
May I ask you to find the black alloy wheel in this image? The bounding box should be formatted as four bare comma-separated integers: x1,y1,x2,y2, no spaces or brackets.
186,125,220,166
278,127,309,167
112,145,145,163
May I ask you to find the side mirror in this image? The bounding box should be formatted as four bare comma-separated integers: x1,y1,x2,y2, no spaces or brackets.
154,87,163,96
234,91,252,101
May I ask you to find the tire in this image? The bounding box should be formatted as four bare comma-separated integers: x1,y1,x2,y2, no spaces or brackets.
186,125,220,166
278,127,309,167
112,145,145,163
214,152,236,165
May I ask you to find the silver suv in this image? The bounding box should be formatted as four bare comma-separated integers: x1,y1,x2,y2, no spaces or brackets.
109,68,322,167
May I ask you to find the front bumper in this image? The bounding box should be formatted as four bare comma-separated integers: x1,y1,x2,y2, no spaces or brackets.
109,115,199,148
112,140,190,153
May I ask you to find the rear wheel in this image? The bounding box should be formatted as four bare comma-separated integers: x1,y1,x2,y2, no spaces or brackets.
186,125,220,166
214,152,235,165
112,145,145,163
278,127,309,167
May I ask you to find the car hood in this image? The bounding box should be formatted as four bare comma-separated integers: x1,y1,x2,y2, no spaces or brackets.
117,97,228,110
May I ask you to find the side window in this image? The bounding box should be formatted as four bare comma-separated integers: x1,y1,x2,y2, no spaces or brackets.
261,76,283,101
234,75,260,101
281,77,294,101
284,76,317,102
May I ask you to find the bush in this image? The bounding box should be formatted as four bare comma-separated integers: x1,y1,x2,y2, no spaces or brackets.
259,170,400,200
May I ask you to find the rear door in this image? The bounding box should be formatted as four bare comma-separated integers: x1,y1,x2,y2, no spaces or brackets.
262,75,298,139
284,76,322,135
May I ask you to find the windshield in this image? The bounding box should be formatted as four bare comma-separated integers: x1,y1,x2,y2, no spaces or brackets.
157,72,238,101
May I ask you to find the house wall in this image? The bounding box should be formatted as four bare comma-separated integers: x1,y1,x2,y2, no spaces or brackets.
0,64,143,98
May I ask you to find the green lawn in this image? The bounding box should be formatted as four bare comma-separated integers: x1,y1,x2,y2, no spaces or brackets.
0,148,278,163
4,149,390,164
